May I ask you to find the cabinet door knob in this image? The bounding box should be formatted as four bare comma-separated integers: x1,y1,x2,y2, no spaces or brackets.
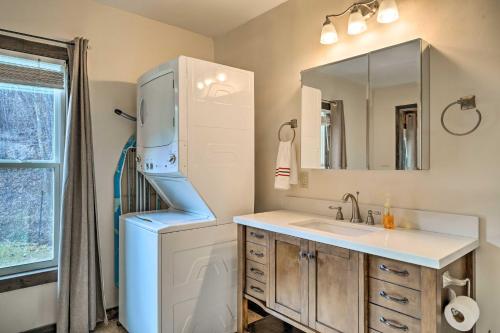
379,291,409,304
307,252,316,260
378,264,409,277
299,250,307,259
379,317,409,331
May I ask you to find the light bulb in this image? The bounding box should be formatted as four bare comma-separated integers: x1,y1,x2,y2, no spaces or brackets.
320,18,338,45
347,8,367,35
377,0,399,23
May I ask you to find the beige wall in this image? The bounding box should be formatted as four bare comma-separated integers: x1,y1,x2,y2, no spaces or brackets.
0,0,213,332
302,71,367,169
370,82,419,169
214,0,500,331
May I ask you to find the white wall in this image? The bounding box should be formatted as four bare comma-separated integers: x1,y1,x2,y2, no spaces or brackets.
214,0,500,331
0,1,213,332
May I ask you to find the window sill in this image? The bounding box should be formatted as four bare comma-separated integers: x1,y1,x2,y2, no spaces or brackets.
0,268,57,293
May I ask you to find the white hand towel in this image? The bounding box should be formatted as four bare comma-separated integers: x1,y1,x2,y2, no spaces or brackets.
275,140,298,190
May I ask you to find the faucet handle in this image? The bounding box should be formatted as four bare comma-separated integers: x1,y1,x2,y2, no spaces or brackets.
366,209,381,225
328,206,344,220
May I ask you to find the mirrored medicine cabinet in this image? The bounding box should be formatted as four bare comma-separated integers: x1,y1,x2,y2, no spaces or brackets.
300,39,430,170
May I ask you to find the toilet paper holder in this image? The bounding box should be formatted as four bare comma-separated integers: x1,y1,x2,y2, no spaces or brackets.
442,271,471,297
443,271,474,322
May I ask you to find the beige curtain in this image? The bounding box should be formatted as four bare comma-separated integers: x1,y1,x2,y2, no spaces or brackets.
57,37,107,332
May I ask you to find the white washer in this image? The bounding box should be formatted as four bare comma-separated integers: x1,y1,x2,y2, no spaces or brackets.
119,211,237,333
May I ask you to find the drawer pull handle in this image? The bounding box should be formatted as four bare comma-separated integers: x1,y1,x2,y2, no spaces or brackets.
379,316,409,331
379,291,409,304
299,250,307,259
379,264,409,277
250,231,265,239
250,286,264,294
307,252,316,260
250,268,264,276
250,250,264,258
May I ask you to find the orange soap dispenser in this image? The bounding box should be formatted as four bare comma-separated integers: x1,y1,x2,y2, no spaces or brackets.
383,196,395,229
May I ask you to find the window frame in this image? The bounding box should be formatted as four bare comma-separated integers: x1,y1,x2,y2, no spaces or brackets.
0,47,67,278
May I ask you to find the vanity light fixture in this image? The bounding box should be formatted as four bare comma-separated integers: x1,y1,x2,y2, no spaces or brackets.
347,7,367,35
320,18,338,44
377,0,399,23
320,0,399,44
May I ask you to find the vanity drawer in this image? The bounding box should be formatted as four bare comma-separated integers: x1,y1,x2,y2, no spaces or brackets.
246,260,267,283
246,227,268,246
369,278,421,318
369,303,420,333
246,242,268,264
246,277,266,302
369,256,421,290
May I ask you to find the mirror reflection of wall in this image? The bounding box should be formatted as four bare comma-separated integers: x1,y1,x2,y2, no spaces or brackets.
369,41,420,170
300,39,429,171
301,55,368,170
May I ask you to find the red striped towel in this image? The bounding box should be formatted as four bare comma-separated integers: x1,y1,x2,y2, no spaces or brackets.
274,140,298,190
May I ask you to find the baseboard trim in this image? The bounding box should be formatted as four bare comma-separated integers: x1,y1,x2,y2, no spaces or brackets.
20,307,119,333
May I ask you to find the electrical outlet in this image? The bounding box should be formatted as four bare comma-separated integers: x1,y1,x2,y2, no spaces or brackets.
299,171,309,188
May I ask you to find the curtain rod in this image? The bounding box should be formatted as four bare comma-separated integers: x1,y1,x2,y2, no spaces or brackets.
0,28,74,46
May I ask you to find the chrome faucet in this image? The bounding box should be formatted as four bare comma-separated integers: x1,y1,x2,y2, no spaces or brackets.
342,191,362,223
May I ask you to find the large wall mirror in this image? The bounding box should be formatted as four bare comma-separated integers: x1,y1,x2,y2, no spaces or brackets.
301,39,430,170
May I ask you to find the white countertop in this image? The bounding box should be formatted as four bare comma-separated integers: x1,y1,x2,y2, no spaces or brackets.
233,210,479,269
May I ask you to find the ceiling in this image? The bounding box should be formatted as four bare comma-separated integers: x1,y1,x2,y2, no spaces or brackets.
96,0,288,37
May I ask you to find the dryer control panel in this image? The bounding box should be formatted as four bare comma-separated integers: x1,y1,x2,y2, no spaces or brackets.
136,144,179,175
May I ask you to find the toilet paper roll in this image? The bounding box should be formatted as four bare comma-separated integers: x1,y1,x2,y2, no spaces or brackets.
444,295,480,331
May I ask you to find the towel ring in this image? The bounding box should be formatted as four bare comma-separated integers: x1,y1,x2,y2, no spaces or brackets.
441,95,482,136
278,119,298,142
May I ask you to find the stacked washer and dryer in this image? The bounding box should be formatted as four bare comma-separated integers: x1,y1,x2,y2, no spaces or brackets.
119,56,254,333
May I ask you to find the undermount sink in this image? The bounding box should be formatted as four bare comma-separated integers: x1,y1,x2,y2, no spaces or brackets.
291,219,378,237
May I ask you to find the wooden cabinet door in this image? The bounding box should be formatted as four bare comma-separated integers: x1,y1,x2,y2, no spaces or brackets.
308,242,359,333
268,233,309,325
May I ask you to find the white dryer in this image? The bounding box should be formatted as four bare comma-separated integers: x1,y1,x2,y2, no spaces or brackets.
119,56,254,333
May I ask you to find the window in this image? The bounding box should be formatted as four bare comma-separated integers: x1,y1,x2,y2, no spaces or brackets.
0,51,66,277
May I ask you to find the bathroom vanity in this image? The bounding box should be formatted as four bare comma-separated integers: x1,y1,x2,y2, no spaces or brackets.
234,209,478,333
235,38,479,333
